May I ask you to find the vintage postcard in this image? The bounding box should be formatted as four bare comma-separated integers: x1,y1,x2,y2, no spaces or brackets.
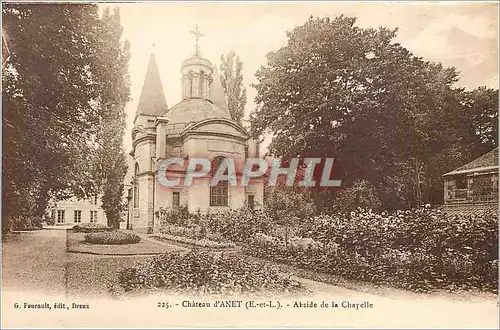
1,1,498,329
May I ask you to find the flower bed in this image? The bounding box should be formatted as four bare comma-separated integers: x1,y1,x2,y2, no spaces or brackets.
73,223,113,233
85,230,141,245
243,208,498,293
117,249,308,296
154,233,235,249
68,230,182,255
160,224,204,240
201,209,273,243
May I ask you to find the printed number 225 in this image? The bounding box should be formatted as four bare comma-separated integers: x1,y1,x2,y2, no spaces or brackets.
157,302,170,309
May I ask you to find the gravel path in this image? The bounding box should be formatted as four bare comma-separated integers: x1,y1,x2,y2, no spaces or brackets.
2,229,68,296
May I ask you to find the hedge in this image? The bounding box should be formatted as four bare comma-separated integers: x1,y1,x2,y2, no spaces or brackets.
85,230,141,245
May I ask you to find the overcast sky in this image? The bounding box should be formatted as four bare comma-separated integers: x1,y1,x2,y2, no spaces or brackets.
108,2,498,152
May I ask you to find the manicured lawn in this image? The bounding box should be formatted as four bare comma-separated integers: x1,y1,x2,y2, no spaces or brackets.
67,230,186,255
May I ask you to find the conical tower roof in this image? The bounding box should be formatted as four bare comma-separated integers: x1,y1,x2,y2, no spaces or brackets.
135,53,168,118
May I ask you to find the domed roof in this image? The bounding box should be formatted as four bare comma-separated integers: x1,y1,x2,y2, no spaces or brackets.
164,98,231,124
181,56,213,70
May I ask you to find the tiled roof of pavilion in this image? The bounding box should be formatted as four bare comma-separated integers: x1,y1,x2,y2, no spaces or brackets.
443,147,498,176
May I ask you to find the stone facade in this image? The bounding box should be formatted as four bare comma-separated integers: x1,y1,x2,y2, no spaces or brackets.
49,196,107,226
128,49,264,233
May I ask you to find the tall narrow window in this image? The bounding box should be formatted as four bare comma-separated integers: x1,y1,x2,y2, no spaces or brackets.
199,72,205,97
205,77,211,98
209,156,229,206
74,210,82,223
188,72,193,97
90,211,98,223
172,191,180,208
133,163,139,208
57,210,65,223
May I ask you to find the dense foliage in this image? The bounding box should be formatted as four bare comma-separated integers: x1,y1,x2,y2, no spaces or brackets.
243,207,498,293
118,249,308,296
249,15,498,211
156,202,497,293
2,4,130,235
85,230,140,245
157,205,191,227
95,7,130,229
203,209,273,243
73,223,113,233
334,179,382,213
2,4,101,234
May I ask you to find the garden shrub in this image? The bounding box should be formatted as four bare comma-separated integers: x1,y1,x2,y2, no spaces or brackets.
265,186,316,241
155,205,497,293
202,208,273,243
245,207,498,293
44,213,55,226
73,223,113,233
157,205,190,227
334,179,382,214
117,249,308,296
13,217,42,231
85,230,141,245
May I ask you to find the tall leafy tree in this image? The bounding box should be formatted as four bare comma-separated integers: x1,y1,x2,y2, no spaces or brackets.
250,15,497,211
220,50,247,123
2,4,102,234
2,4,132,234
93,7,130,229
461,87,498,151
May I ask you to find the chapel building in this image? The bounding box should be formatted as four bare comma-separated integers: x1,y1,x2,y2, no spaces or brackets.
128,31,264,232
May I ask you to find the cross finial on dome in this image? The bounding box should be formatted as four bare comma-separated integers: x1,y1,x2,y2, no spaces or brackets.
190,24,204,57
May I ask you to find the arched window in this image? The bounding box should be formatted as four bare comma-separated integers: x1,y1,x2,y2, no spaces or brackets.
188,71,194,97
209,156,228,206
199,71,205,97
133,163,139,208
